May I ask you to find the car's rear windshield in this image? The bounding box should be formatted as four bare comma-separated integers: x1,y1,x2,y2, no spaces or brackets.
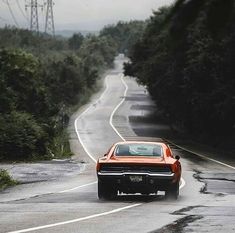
114,143,163,157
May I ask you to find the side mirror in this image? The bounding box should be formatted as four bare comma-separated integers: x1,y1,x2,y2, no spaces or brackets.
175,155,180,160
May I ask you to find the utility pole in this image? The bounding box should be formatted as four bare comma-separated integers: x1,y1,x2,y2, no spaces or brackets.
45,0,55,36
25,0,42,34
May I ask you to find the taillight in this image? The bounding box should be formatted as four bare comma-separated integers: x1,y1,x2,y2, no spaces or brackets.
171,163,177,173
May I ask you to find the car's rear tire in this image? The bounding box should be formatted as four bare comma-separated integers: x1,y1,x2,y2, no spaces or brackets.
98,181,117,200
165,181,179,200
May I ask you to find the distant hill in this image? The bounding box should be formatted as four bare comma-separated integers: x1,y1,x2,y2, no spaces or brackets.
55,30,99,38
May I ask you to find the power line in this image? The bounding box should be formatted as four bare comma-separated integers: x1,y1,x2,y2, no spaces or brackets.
1,0,56,35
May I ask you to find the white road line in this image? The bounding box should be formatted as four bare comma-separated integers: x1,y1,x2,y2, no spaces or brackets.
109,75,186,189
8,74,140,233
58,73,127,194
74,76,109,164
166,139,235,170
58,181,98,193
56,76,109,193
8,204,142,233
59,73,132,196
109,74,128,142
10,73,186,233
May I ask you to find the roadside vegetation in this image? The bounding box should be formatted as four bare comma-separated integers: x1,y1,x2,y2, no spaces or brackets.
0,28,116,161
0,21,145,161
125,0,235,149
0,169,18,190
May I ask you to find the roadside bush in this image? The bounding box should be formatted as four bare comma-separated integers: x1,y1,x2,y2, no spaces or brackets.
0,169,18,190
0,112,49,161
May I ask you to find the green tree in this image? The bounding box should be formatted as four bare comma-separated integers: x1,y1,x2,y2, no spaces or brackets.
0,112,48,160
126,0,235,143
68,33,84,50
100,21,146,55
0,49,50,118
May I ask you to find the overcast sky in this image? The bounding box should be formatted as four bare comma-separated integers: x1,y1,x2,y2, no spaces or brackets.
0,0,174,31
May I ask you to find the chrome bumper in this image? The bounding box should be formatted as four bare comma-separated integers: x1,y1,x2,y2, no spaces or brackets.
98,172,174,178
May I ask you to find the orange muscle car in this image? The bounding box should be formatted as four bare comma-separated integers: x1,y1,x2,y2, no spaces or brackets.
96,141,181,199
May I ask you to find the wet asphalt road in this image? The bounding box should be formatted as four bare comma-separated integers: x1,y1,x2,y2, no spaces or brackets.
0,56,235,233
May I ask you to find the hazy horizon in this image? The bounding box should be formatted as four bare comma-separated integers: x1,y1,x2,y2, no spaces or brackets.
0,0,175,31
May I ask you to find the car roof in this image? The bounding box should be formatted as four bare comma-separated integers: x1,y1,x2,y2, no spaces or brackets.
115,141,167,147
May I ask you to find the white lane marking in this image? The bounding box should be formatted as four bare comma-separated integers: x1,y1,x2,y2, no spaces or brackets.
74,76,109,164
8,203,142,233
56,76,109,193
58,73,128,194
8,75,143,233
58,181,97,193
166,139,235,170
109,75,186,190
109,74,128,142
11,73,186,233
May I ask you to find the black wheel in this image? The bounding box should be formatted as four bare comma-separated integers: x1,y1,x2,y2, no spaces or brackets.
165,182,179,200
98,181,117,200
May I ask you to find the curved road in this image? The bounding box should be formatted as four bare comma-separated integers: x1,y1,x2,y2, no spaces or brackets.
0,56,235,233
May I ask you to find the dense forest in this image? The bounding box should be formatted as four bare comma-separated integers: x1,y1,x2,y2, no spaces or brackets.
100,21,146,55
0,21,145,161
125,0,235,147
0,29,116,161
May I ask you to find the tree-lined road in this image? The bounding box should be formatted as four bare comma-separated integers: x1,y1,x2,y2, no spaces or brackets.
0,56,235,233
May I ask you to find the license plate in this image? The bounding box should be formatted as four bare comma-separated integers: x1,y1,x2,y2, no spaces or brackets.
129,175,143,182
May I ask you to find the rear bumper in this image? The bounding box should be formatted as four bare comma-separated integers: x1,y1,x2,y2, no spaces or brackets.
98,171,174,178
97,171,177,193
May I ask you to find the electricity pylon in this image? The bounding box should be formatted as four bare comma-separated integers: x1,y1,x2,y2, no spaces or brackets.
25,0,41,33
45,0,55,36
